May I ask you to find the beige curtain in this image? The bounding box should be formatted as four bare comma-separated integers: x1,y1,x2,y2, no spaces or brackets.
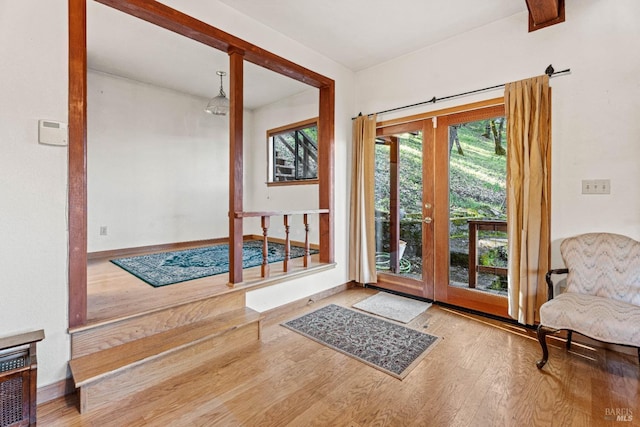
505,75,551,325
349,114,378,284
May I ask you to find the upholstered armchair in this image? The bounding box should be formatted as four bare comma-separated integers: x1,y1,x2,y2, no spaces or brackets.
536,233,640,369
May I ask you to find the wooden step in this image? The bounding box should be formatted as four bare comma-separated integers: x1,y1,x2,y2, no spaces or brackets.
69,307,262,413
70,290,246,358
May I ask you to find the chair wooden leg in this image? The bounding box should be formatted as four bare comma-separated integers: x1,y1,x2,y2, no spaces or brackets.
566,330,573,350
536,325,557,369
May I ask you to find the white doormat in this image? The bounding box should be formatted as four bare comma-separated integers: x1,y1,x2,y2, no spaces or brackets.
353,292,432,323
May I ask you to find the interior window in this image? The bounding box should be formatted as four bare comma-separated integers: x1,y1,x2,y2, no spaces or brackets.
267,118,318,184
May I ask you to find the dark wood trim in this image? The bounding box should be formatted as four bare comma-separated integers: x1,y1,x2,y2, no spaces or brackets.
267,179,319,187
68,0,88,328
318,84,335,264
94,0,332,88
229,50,244,285
235,209,329,218
69,0,335,325
376,98,505,130
421,119,436,300
526,0,565,32
433,104,508,317
267,117,318,136
86,238,227,260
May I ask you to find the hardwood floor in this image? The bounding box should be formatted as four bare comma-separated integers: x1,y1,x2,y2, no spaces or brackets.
41,288,639,426
85,243,324,325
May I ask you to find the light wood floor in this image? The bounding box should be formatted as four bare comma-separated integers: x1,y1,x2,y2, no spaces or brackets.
85,243,323,325
41,287,639,426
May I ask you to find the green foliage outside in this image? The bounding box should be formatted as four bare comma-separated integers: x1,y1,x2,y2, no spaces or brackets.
374,118,509,292
375,119,506,220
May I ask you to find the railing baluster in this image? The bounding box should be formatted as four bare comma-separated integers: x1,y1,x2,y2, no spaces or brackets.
303,213,310,267
261,216,270,278
283,215,290,272
233,209,329,278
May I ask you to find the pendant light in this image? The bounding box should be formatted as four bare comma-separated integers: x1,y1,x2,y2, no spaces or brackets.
205,71,229,116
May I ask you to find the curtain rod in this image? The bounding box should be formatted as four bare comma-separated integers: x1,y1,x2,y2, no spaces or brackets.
353,64,571,120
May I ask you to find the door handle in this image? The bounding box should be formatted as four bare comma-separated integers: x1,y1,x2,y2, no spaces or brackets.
423,217,432,224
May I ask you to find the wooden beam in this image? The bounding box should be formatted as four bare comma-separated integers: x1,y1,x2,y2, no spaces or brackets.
94,0,333,88
69,0,336,323
68,0,88,328
318,83,335,264
228,49,244,285
526,0,565,32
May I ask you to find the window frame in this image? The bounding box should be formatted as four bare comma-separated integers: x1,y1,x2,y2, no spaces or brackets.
266,117,319,186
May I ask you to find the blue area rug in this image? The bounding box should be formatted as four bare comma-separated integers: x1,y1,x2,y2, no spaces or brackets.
111,240,316,287
282,304,439,379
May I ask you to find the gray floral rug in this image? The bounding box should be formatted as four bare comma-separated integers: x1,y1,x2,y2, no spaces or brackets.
111,240,316,287
282,304,439,379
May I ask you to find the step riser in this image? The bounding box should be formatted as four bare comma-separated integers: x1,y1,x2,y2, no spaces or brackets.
72,291,245,358
78,320,260,414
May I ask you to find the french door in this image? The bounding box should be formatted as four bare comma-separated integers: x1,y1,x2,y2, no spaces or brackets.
374,104,509,318
374,120,434,300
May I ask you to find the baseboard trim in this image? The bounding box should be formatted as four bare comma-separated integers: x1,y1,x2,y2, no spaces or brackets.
87,238,229,260
89,235,319,260
37,377,75,405
259,281,355,324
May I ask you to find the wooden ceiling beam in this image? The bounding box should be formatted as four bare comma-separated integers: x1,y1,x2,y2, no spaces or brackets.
95,0,333,88
525,0,565,32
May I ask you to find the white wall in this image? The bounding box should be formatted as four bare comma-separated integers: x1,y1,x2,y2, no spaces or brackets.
0,0,70,385
244,88,321,244
1,0,354,388
158,0,357,312
87,70,236,251
355,0,640,267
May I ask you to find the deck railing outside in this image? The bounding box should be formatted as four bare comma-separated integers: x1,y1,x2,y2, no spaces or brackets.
467,219,508,288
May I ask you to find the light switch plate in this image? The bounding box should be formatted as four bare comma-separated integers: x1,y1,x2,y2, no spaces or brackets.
582,179,610,195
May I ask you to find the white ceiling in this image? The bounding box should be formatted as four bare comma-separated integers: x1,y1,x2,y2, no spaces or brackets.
87,1,314,110
219,0,528,71
87,0,528,109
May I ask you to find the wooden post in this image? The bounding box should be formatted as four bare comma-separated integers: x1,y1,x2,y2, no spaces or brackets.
228,48,244,285
261,216,270,278
68,0,88,327
318,83,335,264
283,215,290,272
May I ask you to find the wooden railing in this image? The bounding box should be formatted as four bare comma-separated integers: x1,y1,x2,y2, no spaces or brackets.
234,209,329,279
468,219,507,288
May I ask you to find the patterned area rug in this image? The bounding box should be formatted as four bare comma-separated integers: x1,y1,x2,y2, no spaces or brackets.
282,304,439,379
111,240,316,287
353,292,432,323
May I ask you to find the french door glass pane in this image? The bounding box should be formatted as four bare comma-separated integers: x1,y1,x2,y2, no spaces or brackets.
448,118,508,295
374,132,423,280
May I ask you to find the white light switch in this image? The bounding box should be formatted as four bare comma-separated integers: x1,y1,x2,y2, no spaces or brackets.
582,179,611,195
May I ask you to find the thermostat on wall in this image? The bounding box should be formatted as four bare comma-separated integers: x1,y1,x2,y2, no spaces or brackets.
38,120,68,146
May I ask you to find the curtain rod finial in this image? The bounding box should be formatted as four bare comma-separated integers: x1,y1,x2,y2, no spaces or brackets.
545,64,555,76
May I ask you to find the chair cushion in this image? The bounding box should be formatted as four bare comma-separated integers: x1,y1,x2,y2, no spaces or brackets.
561,233,640,305
540,292,640,347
